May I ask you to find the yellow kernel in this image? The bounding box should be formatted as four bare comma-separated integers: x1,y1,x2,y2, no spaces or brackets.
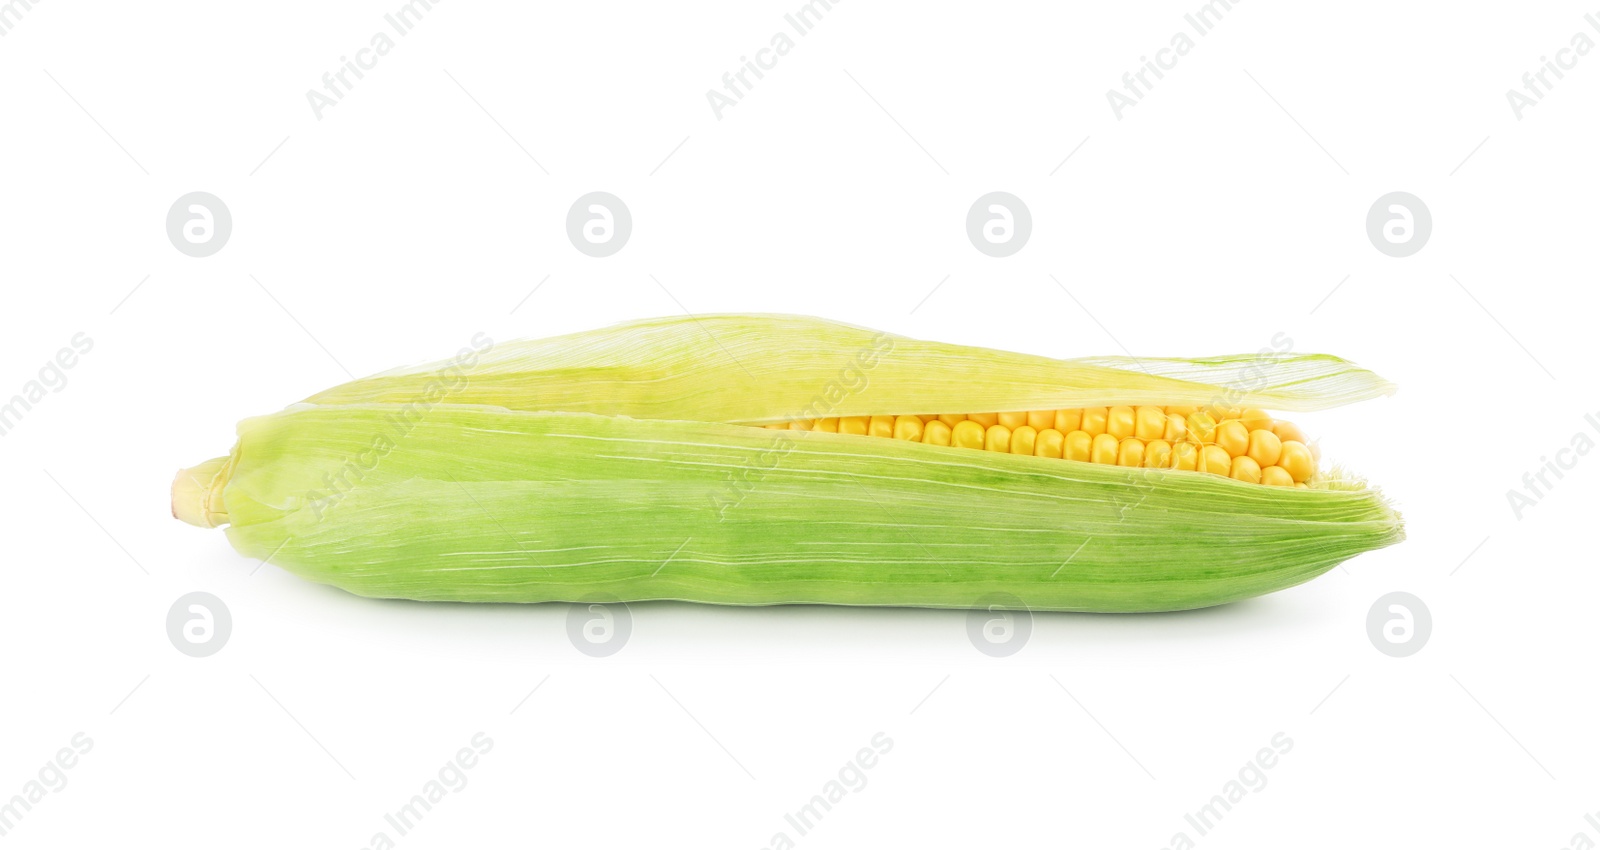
813,417,839,433
1135,406,1166,441
923,419,953,447
1027,410,1055,430
788,420,813,431
998,411,1028,430
1278,440,1314,482
1240,408,1272,431
1214,406,1241,420
1117,438,1145,467
1171,441,1199,471
1246,429,1282,468
985,424,1012,453
1229,455,1262,484
1186,412,1218,443
1144,439,1172,469
1091,433,1119,465
1107,406,1136,440
938,414,967,428
1053,409,1083,433
1198,445,1232,476
1164,405,1198,418
1272,420,1306,443
839,416,869,436
892,415,923,441
1081,407,1108,436
1034,428,1065,459
952,420,986,449
917,414,939,424
868,415,895,438
1214,420,1250,458
1261,465,1294,487
1064,430,1093,462
968,413,999,428
1294,482,1310,489
1010,425,1038,456
1162,413,1188,443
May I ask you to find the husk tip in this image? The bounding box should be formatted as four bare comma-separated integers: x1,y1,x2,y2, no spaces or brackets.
173,457,230,529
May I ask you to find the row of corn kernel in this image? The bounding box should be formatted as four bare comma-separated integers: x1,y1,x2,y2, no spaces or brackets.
762,406,1315,486
769,406,1297,442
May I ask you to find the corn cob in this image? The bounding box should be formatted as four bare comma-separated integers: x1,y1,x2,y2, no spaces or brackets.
758,406,1317,486
173,314,1403,612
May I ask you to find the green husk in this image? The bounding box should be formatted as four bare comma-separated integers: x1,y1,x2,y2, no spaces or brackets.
192,403,1400,612
173,315,1403,612
302,314,1396,422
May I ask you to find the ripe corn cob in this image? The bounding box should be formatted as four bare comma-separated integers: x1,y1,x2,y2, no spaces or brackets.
173,314,1403,612
760,406,1317,486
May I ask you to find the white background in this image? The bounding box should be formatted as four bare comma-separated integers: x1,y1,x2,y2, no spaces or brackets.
2,1,1597,847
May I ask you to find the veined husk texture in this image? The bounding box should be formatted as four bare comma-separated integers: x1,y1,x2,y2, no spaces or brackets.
303,314,1397,422
207,326,1403,612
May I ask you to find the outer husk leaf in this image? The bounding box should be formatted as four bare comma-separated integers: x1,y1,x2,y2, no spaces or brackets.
215,404,1404,613
302,314,1396,424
